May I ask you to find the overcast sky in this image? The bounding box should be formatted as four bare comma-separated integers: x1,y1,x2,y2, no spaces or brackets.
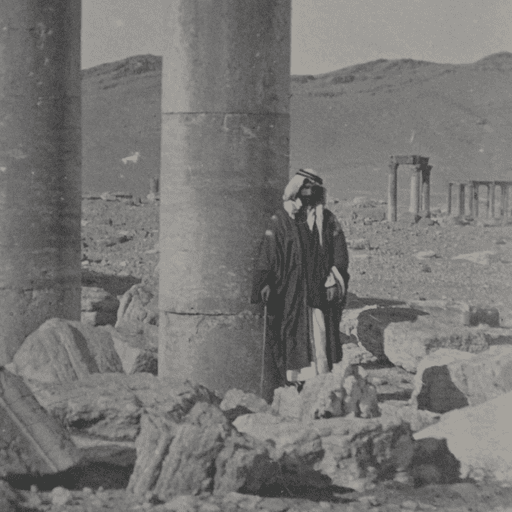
82,0,512,74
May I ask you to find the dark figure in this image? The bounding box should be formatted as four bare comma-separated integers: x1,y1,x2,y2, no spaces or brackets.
252,169,350,388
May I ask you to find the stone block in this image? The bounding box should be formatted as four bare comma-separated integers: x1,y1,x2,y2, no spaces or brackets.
28,373,219,442
271,362,379,422
234,411,414,492
0,369,81,478
414,391,512,483
81,286,120,326
411,346,512,413
11,318,123,384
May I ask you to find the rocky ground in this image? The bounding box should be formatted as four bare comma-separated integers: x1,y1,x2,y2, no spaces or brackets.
8,194,512,512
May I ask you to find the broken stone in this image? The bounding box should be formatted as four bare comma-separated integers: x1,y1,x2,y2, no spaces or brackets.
271,362,379,422
0,369,81,478
103,325,158,375
220,389,272,415
0,481,21,512
128,403,277,500
414,250,437,260
81,286,120,326
382,315,498,373
11,318,123,384
234,411,415,492
27,373,219,442
411,346,512,413
452,250,498,265
115,284,159,345
378,401,440,433
414,390,512,483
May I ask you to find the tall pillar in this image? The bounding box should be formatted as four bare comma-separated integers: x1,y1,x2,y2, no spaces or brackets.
458,183,466,217
472,182,479,218
387,159,398,222
485,184,491,218
490,182,496,218
409,166,421,214
0,1,82,363
467,182,474,217
447,182,453,215
159,0,291,399
420,165,431,217
502,185,509,224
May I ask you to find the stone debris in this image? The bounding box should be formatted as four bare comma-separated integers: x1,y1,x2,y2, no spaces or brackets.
272,362,380,421
414,390,512,483
104,325,158,375
115,284,159,344
414,250,437,259
10,318,123,384
378,401,440,433
0,481,21,512
234,411,415,492
128,403,277,500
220,388,273,415
0,368,81,478
27,373,219,442
81,286,120,326
347,238,370,250
382,315,498,373
411,346,512,413
452,250,498,265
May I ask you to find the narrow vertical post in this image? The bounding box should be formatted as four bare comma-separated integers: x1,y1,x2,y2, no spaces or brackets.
421,165,431,217
468,182,474,217
387,158,398,222
472,182,479,218
485,184,491,218
0,0,82,363
447,182,453,215
159,0,291,399
409,166,421,214
458,183,466,217
490,182,496,218
503,185,509,224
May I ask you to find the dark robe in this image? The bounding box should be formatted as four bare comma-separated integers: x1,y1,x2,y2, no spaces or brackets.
251,206,350,385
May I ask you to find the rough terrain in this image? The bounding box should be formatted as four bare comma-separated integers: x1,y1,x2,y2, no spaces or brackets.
5,194,510,512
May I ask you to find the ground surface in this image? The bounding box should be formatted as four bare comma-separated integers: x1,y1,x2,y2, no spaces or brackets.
21,196,505,512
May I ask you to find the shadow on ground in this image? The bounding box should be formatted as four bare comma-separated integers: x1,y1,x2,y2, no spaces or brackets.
82,270,140,297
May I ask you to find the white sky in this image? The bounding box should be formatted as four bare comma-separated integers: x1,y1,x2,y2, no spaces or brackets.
82,0,512,74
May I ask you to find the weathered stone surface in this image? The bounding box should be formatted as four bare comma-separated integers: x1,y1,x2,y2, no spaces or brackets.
220,389,272,415
382,316,499,373
28,373,219,442
234,411,415,492
128,403,277,500
452,250,498,265
272,363,380,422
0,369,81,478
81,286,120,326
104,325,158,375
11,318,123,384
0,481,21,512
414,391,512,482
411,346,512,413
378,401,440,433
115,284,158,344
358,307,427,362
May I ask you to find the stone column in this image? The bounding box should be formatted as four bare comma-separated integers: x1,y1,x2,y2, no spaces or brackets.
490,182,496,218
0,1,82,364
458,183,466,217
420,165,431,217
387,159,398,222
467,182,474,217
159,0,291,400
472,183,479,218
502,184,509,224
409,166,421,214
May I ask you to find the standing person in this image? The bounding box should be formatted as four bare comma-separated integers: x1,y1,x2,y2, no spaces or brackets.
252,169,350,390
